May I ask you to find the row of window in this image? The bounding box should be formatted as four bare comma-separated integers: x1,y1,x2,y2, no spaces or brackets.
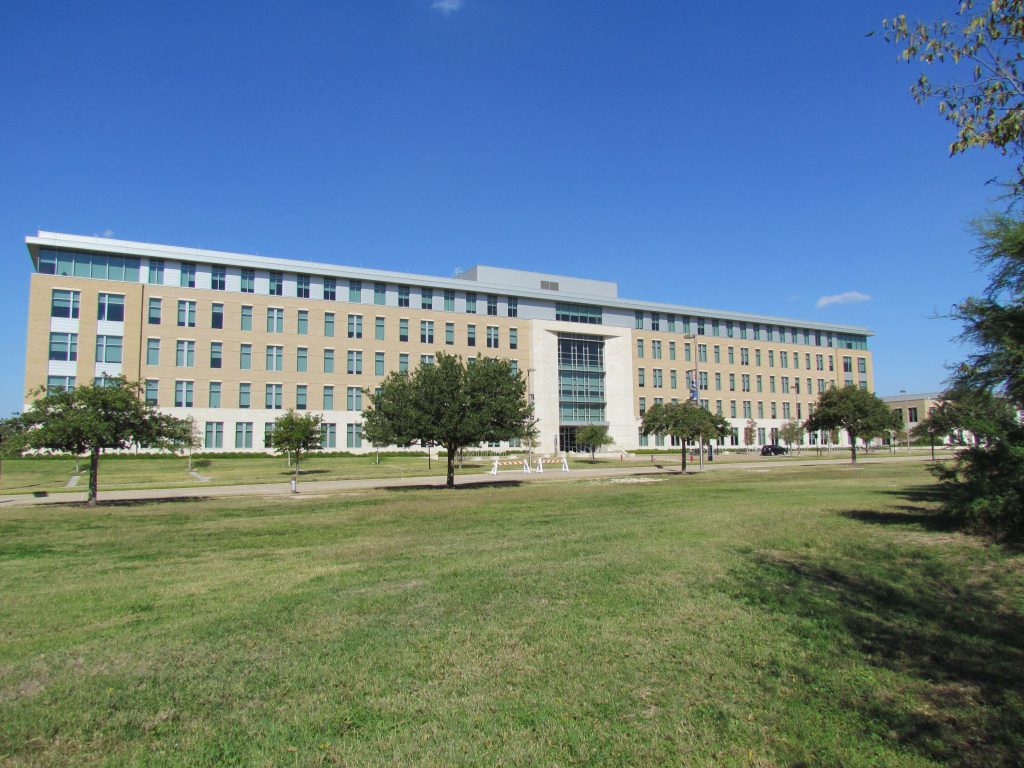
636,369,866,395
144,336,518,372
48,332,123,363
632,311,868,350
147,380,369,412
202,421,362,450
638,396,817,421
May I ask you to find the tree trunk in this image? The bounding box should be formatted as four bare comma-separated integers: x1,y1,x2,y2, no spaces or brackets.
848,431,857,464
87,448,99,506
293,449,301,489
446,444,455,488
680,442,687,473
930,437,935,461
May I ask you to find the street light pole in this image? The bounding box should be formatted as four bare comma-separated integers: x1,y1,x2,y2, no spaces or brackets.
684,334,703,471
900,389,909,453
526,368,535,462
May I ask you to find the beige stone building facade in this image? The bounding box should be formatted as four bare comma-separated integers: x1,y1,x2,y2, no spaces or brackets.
24,232,874,453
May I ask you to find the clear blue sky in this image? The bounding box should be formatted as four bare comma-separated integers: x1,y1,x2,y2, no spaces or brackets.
0,1,1011,412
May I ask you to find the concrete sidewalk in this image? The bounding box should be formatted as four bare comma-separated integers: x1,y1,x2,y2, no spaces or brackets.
0,454,932,507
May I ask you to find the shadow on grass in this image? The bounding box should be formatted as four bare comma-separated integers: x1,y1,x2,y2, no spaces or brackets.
736,546,1024,767
384,479,524,492
842,483,959,532
53,496,210,508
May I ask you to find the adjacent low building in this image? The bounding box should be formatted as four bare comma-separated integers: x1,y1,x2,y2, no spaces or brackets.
24,232,875,453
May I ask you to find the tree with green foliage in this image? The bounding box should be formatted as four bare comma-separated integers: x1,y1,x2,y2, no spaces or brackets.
166,416,203,472
575,424,614,461
640,402,731,472
779,419,804,452
743,419,757,449
910,401,957,461
882,1,1024,194
0,414,28,485
362,352,534,488
267,410,324,489
804,386,901,464
20,377,190,506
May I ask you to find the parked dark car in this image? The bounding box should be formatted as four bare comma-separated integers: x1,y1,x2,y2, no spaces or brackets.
760,444,788,456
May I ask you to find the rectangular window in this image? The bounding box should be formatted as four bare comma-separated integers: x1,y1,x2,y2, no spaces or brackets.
638,368,645,387
323,385,334,410
323,277,336,301
297,310,308,335
349,280,362,303
421,354,434,366
324,349,334,373
399,319,409,342
697,344,707,363
444,290,455,312
266,345,284,371
240,269,255,293
635,311,644,330
375,316,385,340
324,312,335,337
420,320,434,343
347,314,363,339
507,297,518,317
265,383,283,410
467,324,476,347
296,385,308,410
209,342,222,369
651,340,662,359
555,303,602,324
509,328,518,350
297,347,308,372
266,307,284,333
653,369,663,388
204,421,223,448
321,423,337,449
651,313,660,331
97,293,125,322
211,266,226,291
175,340,195,367
95,335,123,363
729,373,736,391
268,271,284,296
466,292,477,313
421,288,433,310
180,262,196,288
487,295,498,316
375,351,385,376
241,305,252,331
174,380,194,407
239,383,251,408
445,322,455,345
346,424,362,448
296,274,311,299
235,422,253,448
714,346,721,364
399,353,409,373
148,259,164,285
346,386,363,411
636,339,644,358
209,381,221,408
211,302,224,329
146,338,159,365
177,300,196,327
671,370,678,389
486,326,499,348
240,344,252,370
374,283,386,305
49,332,78,361
741,348,750,366
347,350,363,374
51,289,81,319
398,285,410,307
715,372,722,390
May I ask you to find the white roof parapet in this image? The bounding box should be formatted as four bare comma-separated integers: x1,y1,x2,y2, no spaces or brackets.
26,231,873,337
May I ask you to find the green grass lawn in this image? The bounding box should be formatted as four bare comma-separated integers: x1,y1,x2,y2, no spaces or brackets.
1,463,1021,767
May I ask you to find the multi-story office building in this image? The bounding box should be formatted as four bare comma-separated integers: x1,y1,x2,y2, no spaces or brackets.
23,232,874,453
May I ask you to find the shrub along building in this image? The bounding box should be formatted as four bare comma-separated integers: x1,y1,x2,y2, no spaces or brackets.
24,232,874,454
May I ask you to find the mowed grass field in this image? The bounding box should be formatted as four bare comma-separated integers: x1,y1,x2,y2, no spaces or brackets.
1,463,1021,767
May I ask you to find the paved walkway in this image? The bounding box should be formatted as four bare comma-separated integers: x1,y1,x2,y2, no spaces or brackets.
0,455,932,507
